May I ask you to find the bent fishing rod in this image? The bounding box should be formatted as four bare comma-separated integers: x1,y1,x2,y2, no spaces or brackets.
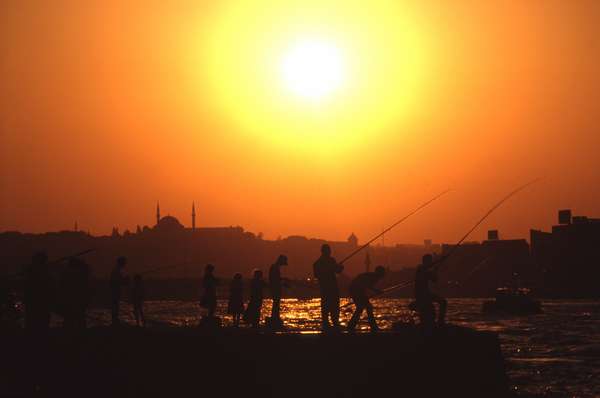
342,178,542,307
3,248,96,280
337,189,452,266
51,248,95,265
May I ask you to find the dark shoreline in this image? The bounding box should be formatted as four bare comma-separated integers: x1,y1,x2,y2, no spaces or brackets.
0,324,508,398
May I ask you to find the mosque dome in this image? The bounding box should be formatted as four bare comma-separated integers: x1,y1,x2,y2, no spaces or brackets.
155,215,185,232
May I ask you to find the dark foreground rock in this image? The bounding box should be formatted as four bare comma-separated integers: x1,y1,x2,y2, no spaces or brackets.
0,324,508,397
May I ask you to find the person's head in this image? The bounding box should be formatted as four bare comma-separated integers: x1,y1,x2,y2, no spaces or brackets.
276,255,288,266
116,256,127,269
204,264,215,275
321,244,331,257
253,269,263,280
422,254,433,268
374,265,386,279
233,273,242,280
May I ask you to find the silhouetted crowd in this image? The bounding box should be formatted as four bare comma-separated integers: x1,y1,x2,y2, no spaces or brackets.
1,244,447,334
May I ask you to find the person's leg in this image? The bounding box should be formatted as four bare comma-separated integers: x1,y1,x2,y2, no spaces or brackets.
208,300,216,318
271,296,281,321
416,301,433,331
366,301,379,331
320,288,331,329
347,303,364,331
111,298,119,325
330,294,341,328
140,303,145,327
134,305,140,326
434,296,447,325
254,301,263,328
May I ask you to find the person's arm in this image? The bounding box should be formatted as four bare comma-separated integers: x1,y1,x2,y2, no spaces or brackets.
334,258,344,273
368,275,383,295
370,286,383,295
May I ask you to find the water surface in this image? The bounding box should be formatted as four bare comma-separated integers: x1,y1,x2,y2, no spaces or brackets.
84,298,600,397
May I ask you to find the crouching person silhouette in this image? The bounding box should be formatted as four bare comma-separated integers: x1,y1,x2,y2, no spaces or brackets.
347,266,386,332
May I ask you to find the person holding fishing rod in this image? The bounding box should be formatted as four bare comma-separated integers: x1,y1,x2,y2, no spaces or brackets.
342,179,542,332
23,251,55,332
268,254,290,329
110,256,130,326
313,244,344,331
200,264,219,320
413,254,447,333
307,190,451,332
347,265,386,332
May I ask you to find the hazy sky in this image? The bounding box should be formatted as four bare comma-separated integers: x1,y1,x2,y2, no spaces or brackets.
1,0,599,244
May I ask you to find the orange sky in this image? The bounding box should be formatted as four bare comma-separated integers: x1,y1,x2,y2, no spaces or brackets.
1,0,599,244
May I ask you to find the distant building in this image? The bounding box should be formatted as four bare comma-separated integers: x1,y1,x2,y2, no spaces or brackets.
348,232,358,248
156,202,161,226
155,215,186,233
558,209,572,225
487,230,499,241
439,237,533,296
192,202,196,231
531,209,600,297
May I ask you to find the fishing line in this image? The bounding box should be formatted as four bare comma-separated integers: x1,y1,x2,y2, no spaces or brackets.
342,178,542,308
338,189,452,265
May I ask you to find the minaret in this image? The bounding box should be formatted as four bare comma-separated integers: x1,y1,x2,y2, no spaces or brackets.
191,202,196,231
365,251,371,273
156,201,161,226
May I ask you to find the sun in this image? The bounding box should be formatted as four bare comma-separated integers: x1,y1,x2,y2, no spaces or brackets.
280,40,346,101
198,0,433,156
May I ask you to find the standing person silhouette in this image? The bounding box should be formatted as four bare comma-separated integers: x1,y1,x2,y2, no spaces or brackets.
110,256,129,326
132,274,145,327
227,273,244,327
313,244,344,331
200,264,219,319
347,266,386,332
244,269,266,329
24,251,54,332
414,254,447,333
59,257,90,330
268,254,289,328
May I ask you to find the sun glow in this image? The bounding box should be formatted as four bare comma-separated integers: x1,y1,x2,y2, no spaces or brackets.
280,40,346,101
198,0,433,156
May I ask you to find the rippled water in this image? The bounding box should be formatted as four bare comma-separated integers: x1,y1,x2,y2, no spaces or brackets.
83,298,600,397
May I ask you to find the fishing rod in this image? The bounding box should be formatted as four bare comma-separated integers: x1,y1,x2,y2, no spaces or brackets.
338,189,452,266
433,177,542,273
457,256,493,285
296,190,451,293
3,248,96,280
50,248,95,265
364,255,495,300
341,178,542,308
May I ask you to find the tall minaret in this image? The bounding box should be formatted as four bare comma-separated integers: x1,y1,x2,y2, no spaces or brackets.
365,251,371,273
156,201,161,226
191,202,196,231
